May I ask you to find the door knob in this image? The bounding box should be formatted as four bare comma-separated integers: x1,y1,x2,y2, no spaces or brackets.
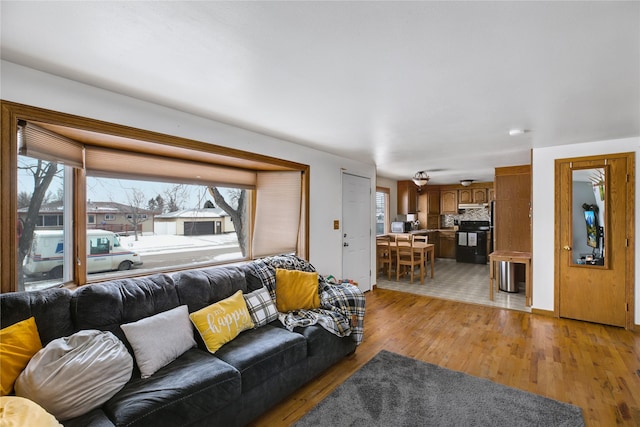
563,245,572,251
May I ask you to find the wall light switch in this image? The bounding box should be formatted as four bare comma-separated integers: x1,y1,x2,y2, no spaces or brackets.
333,220,340,230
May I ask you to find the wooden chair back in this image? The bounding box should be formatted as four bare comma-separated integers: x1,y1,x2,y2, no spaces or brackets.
413,235,428,244
376,236,393,280
396,234,422,283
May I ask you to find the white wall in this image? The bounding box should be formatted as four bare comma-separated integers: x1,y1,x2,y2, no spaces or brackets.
1,61,377,289
532,137,640,325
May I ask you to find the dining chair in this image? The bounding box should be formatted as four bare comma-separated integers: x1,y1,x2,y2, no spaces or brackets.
396,234,424,284
413,235,428,243
376,236,393,280
412,235,429,271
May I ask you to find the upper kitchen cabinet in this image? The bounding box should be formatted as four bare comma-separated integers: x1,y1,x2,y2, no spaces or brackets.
397,180,418,214
459,188,488,204
472,188,488,203
418,188,441,229
427,190,440,215
488,187,495,201
440,190,457,214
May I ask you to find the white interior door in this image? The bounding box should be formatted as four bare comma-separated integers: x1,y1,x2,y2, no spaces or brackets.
342,173,371,292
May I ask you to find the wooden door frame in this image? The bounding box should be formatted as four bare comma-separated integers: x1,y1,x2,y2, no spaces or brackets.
554,152,635,329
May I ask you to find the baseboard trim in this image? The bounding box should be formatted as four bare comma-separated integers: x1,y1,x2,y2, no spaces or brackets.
531,308,555,317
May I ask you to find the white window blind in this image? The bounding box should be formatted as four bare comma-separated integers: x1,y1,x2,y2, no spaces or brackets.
18,121,85,168
252,171,302,258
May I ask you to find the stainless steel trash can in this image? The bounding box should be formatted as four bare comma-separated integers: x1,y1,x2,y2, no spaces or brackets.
499,261,518,293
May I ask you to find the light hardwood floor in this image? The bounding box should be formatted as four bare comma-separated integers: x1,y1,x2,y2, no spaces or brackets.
249,288,640,427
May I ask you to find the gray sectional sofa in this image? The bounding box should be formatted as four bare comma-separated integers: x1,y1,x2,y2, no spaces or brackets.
0,256,363,426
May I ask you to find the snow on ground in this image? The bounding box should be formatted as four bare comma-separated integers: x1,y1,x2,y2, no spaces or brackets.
119,233,240,255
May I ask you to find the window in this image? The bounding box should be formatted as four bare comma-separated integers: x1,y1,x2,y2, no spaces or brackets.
89,237,110,255
17,155,71,291
87,176,249,275
376,187,390,235
34,214,63,227
1,101,309,293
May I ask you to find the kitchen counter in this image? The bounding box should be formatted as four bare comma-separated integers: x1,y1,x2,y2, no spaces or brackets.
407,228,455,234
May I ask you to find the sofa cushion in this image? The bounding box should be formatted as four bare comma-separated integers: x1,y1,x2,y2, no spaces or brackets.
63,408,115,427
104,348,241,427
173,265,248,313
215,325,307,392
0,287,74,345
0,317,42,396
121,305,196,378
293,323,357,358
71,274,179,347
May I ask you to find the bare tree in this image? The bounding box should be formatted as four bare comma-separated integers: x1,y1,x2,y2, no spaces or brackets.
163,184,189,213
17,159,60,290
208,187,247,256
125,188,150,241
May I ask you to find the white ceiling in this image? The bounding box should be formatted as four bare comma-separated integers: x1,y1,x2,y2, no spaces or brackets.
1,1,639,184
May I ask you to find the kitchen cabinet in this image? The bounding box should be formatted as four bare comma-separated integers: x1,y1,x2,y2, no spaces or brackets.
417,189,440,229
427,190,440,214
425,215,440,230
426,231,439,256
488,187,495,201
494,165,531,252
440,190,457,214
438,230,456,259
473,188,488,203
397,180,417,215
459,188,488,204
458,188,473,204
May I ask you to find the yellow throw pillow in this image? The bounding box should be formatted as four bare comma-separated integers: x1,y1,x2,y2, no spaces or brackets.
275,269,320,312
189,290,254,354
0,317,43,396
0,396,62,427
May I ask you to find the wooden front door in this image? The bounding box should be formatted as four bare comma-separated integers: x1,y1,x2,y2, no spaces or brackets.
555,153,634,328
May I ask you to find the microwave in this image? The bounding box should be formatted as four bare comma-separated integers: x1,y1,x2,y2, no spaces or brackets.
391,221,412,233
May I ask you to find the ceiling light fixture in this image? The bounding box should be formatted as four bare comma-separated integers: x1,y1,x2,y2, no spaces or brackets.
412,171,430,188
460,179,474,187
508,128,529,136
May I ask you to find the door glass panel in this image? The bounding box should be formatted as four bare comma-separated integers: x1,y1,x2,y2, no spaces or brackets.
571,167,605,266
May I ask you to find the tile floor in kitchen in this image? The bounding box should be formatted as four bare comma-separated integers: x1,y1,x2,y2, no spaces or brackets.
375,258,530,313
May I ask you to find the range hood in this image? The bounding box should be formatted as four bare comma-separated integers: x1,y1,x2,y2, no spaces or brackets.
458,203,489,209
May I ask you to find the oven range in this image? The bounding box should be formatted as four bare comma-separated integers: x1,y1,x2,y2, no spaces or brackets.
456,220,490,264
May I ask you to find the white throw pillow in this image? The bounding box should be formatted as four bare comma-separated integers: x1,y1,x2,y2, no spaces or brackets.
121,305,196,378
15,329,133,420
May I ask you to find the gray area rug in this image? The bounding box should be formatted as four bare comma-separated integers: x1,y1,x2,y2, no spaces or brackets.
295,350,584,427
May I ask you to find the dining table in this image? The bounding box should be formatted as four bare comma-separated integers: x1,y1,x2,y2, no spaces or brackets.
399,241,435,280
378,238,435,282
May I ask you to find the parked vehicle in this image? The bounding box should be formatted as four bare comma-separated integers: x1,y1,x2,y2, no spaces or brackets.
23,229,143,278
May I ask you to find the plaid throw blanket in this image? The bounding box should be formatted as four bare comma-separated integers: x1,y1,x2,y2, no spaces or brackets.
278,280,366,345
248,255,365,345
